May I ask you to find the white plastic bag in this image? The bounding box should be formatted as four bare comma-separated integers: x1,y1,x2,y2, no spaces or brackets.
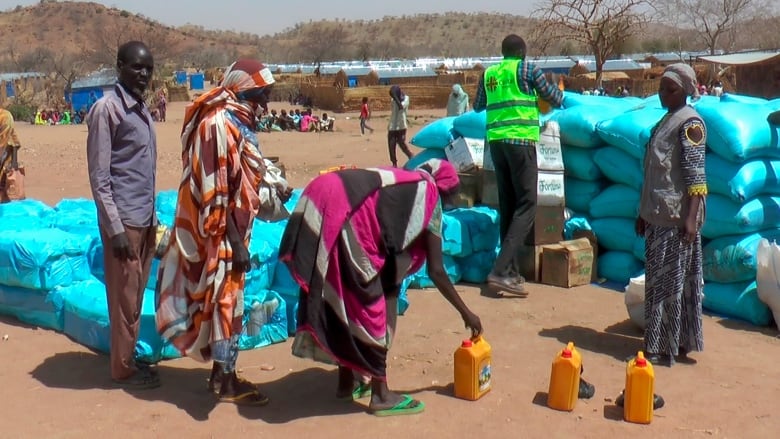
755,239,780,331
625,274,646,330
256,159,291,222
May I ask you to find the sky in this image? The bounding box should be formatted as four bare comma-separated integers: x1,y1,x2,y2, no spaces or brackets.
1,0,537,35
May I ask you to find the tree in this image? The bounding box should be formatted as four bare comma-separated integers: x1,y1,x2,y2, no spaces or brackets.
656,0,768,56
297,23,349,67
531,0,655,86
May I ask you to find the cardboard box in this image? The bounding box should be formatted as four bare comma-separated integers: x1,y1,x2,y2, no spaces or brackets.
453,170,483,208
445,137,485,173
572,230,599,282
535,205,565,245
537,121,564,171
541,238,595,288
537,170,565,207
517,243,559,283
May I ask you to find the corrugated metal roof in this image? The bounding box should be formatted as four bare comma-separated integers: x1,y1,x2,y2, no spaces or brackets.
529,57,577,69
375,66,437,79
71,68,116,89
573,58,646,71
698,51,780,65
0,72,46,81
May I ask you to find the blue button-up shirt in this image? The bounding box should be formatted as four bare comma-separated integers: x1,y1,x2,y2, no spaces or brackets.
87,83,157,236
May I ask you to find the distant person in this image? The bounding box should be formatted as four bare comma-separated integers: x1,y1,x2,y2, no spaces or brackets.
0,106,22,202
86,41,158,389
320,112,334,131
156,90,166,122
387,85,413,167
711,80,723,97
637,63,706,367
359,96,375,135
473,34,563,296
446,83,469,116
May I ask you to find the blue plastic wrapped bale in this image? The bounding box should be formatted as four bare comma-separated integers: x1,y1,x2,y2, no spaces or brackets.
270,262,300,335
404,148,448,170
702,194,780,239
0,283,66,330
561,92,642,110
563,211,592,241
598,251,644,285
410,117,456,149
595,107,666,160
441,212,471,257
155,190,179,220
87,239,105,281
452,110,486,140
407,255,462,289
591,218,637,252
0,229,92,290
444,206,500,253
706,154,780,203
54,198,97,215
695,101,780,163
564,178,604,213
0,215,48,231
283,189,303,214
637,94,663,109
703,281,772,326
0,199,54,218
61,277,111,353
719,93,769,105
239,289,289,350
589,185,640,219
702,230,780,283
594,147,643,190
398,276,411,315
456,250,497,284
561,145,603,181
245,221,283,291
556,104,633,148
633,236,646,262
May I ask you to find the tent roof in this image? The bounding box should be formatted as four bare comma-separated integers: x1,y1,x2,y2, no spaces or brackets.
698,51,780,65
72,68,116,89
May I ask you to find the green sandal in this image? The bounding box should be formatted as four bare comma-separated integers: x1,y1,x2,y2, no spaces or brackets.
337,381,372,401
370,394,425,417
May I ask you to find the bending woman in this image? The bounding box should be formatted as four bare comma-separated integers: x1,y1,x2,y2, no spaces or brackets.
279,158,482,416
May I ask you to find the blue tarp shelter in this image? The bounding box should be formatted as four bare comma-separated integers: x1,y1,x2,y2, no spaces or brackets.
67,68,116,113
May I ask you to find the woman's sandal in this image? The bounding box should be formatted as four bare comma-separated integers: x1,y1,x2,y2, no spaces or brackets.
337,381,372,401
370,394,425,417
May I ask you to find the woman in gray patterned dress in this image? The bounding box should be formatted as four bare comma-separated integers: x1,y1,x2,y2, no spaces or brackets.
636,63,706,367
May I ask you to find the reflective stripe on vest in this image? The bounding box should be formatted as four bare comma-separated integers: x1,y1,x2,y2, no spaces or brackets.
484,59,540,143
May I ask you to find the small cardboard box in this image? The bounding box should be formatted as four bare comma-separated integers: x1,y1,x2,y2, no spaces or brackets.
541,238,595,288
445,137,485,173
535,205,565,245
518,244,558,283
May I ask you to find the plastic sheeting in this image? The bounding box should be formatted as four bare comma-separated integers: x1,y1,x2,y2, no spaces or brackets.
0,229,91,290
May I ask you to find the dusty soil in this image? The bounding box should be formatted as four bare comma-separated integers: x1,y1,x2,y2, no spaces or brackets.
1,101,779,439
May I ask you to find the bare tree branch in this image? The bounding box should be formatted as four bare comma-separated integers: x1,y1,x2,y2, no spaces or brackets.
531,0,655,85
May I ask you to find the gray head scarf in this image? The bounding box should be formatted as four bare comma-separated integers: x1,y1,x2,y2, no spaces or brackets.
662,63,699,99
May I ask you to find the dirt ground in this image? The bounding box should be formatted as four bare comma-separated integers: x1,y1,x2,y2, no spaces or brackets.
1,100,779,439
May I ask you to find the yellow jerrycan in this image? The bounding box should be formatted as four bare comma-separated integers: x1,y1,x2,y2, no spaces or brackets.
624,351,655,424
547,341,582,411
453,336,492,400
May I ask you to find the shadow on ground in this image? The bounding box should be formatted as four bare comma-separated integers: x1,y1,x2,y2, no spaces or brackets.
537,320,643,362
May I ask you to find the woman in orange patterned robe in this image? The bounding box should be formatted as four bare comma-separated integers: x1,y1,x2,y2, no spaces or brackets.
156,59,275,405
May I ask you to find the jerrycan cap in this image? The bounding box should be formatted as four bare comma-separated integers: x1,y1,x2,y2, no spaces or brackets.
461,339,473,348
561,348,573,358
635,352,648,367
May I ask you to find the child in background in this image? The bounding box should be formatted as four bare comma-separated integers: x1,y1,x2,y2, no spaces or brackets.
359,97,374,135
